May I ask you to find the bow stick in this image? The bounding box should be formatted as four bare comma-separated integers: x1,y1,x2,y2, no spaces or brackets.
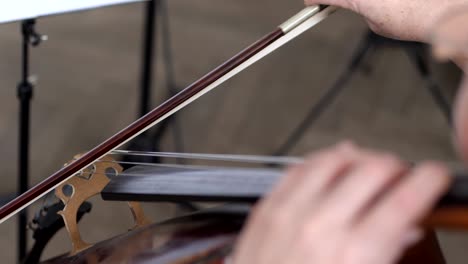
0,5,338,224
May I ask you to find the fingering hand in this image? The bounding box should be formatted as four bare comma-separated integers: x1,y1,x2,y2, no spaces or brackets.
231,143,450,264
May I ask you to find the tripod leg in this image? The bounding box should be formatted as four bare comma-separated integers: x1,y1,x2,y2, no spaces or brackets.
273,31,375,156
140,0,185,164
139,0,158,117
123,0,160,166
18,83,31,261
18,19,37,262
160,0,185,161
404,46,452,125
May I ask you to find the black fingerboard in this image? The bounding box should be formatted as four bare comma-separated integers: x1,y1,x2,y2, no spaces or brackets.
101,166,283,203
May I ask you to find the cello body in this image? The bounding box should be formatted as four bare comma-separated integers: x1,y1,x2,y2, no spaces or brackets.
41,207,245,264
40,204,446,264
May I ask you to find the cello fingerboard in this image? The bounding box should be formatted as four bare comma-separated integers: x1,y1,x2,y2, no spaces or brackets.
101,166,283,203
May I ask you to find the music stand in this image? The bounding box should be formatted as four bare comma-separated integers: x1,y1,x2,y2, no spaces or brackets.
0,0,146,24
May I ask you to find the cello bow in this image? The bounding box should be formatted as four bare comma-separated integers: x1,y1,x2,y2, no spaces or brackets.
0,5,338,224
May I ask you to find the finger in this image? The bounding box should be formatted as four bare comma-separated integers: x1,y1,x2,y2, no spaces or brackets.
244,142,356,237
261,163,308,208
260,141,357,214
304,0,361,12
313,153,408,227
235,163,306,253
284,151,406,263
349,162,451,263
273,142,359,218
362,161,451,229
237,142,357,263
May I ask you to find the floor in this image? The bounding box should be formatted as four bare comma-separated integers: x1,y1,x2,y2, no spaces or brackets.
0,0,466,262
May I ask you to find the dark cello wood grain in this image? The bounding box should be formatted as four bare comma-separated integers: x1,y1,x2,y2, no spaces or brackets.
41,208,246,264
0,28,284,221
39,205,447,264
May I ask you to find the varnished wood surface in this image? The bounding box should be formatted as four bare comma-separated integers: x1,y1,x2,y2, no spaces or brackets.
400,230,446,264
40,206,449,264
41,209,245,264
425,208,468,230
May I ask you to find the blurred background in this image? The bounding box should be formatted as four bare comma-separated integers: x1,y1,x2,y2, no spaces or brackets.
0,0,465,262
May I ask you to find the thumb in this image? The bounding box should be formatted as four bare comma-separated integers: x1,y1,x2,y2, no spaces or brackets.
304,0,360,12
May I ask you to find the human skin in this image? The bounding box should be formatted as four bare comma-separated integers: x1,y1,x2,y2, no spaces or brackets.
303,0,468,163
431,9,468,164
305,0,468,42
231,2,468,263
231,143,450,264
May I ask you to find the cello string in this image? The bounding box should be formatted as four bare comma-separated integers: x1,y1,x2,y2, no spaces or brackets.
110,150,302,165
94,160,287,171
100,153,466,172
72,170,282,179
69,152,299,185
75,165,283,179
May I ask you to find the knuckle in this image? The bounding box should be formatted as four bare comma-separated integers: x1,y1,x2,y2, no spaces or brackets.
317,149,351,165
415,161,450,176
304,141,359,164
336,140,357,152
316,154,345,168
378,153,402,164
345,0,361,12
412,161,452,191
388,188,416,215
375,152,401,164
365,154,406,172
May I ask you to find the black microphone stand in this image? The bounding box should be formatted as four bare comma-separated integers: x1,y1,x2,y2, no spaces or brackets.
17,19,46,262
